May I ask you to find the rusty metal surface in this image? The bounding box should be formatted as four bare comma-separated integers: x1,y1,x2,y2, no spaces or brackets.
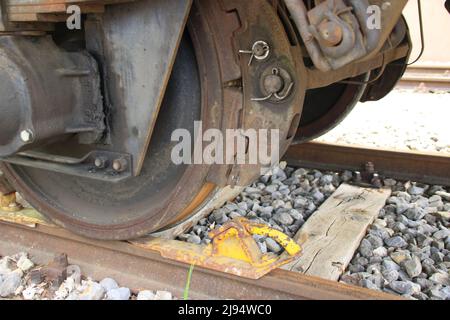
306,42,411,89
220,0,307,186
85,0,192,176
285,142,450,186
0,220,399,300
0,0,224,240
134,218,301,280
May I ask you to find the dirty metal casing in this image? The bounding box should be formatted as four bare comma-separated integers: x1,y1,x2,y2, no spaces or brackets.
307,0,367,70
211,0,306,187
84,0,193,176
284,0,408,71
0,35,104,158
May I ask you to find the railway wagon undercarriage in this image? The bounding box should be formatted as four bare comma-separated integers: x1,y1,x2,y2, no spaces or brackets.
0,0,439,240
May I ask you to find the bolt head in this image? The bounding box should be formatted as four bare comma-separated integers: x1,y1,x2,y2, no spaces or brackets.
252,41,270,60
318,20,343,47
20,129,34,143
112,158,127,173
264,74,284,94
94,157,107,169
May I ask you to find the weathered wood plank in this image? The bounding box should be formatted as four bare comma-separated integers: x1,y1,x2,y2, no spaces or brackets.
283,184,391,281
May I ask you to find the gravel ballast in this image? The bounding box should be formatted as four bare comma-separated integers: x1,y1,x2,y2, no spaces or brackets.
0,253,175,300
180,163,450,300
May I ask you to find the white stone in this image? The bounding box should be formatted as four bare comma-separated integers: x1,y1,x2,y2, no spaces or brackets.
106,287,131,300
137,290,156,300
77,281,105,300
155,290,173,300
373,247,388,257
100,278,119,292
17,256,34,272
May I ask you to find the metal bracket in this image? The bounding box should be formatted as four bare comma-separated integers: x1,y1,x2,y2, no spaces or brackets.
2,150,133,183
85,0,193,176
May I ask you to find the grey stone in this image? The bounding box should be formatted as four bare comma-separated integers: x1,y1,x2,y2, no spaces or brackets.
415,278,434,291
359,239,373,258
390,251,411,265
224,203,239,212
106,287,131,300
369,256,383,264
366,264,381,275
384,179,397,187
0,271,22,297
382,259,401,272
265,238,282,253
237,202,248,211
349,264,365,273
382,270,400,283
398,270,412,282
100,278,119,292
373,247,388,257
229,212,242,220
273,212,294,226
385,236,408,248
369,228,392,240
187,235,202,245
258,241,268,254
367,234,384,248
354,257,369,266
403,256,422,278
265,185,278,194
361,279,380,291
414,197,430,209
408,185,425,196
433,229,449,240
312,191,325,202
405,207,427,221
430,287,448,300
293,197,308,209
413,292,429,300
429,272,450,286
288,209,302,221
431,251,445,264
384,236,408,248
431,240,445,250
389,281,414,295
440,286,450,299
429,195,444,208
244,187,261,194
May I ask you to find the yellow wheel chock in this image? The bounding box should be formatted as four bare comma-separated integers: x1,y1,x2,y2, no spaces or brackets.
132,217,302,279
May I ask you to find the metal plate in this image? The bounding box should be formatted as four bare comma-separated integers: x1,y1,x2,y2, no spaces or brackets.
86,0,193,176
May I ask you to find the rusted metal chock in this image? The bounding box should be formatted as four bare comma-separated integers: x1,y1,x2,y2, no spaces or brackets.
132,218,302,279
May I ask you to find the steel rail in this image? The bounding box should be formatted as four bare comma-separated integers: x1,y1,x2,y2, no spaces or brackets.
285,142,450,186
0,220,399,300
398,65,450,91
